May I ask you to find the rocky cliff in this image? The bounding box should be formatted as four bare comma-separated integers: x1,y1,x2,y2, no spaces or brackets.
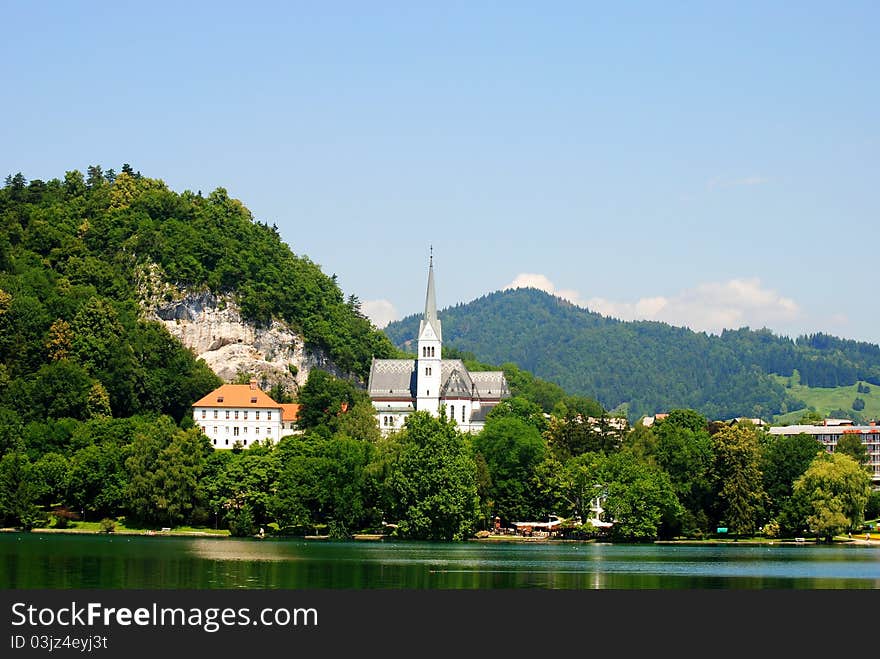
141,287,348,396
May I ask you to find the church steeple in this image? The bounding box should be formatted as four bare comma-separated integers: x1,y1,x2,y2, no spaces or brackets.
417,248,442,415
419,247,442,342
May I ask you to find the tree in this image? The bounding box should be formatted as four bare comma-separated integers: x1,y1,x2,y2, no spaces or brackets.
0,451,44,529
653,414,714,536
472,416,547,523
835,433,868,466
335,400,381,443
793,452,872,542
384,411,479,540
711,423,767,538
296,370,365,432
596,451,682,541
760,432,823,534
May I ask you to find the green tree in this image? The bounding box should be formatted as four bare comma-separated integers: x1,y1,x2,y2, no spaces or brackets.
792,452,872,542
598,451,682,541
0,451,44,529
711,423,767,538
653,411,714,536
335,400,381,443
296,370,365,432
760,432,823,534
384,411,479,540
835,433,868,467
473,416,547,523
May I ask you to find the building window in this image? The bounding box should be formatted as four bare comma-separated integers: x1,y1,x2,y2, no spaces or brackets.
234,411,239,420
243,439,247,446
233,427,239,436
201,426,206,433
225,410,230,419
225,439,229,446
213,439,216,445
214,410,218,419
251,397,258,403
201,410,206,419
244,411,248,420
426,367,431,376
256,411,260,420
462,406,465,422
225,426,229,434
243,426,248,434
255,427,260,435
267,412,272,420
450,405,455,420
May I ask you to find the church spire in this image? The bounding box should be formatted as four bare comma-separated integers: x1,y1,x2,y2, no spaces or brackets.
418,248,442,343
424,246,437,323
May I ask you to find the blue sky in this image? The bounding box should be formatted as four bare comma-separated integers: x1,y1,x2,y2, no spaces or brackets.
3,2,878,343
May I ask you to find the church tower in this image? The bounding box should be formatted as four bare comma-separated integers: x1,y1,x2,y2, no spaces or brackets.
416,251,442,416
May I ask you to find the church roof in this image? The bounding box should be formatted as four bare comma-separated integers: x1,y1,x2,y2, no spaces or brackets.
367,359,417,398
469,371,511,399
368,357,509,402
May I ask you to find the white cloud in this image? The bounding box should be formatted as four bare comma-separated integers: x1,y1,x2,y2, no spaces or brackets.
361,299,399,329
503,273,588,307
504,273,802,335
707,175,769,190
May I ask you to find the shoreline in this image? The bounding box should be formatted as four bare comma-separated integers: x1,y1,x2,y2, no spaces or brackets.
4,527,878,545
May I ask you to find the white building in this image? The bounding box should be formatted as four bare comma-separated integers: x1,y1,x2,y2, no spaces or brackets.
768,422,880,485
367,255,510,434
192,379,299,448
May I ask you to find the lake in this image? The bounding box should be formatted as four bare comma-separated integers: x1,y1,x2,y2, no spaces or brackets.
3,533,880,589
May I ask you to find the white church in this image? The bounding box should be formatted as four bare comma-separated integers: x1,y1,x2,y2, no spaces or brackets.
367,256,510,434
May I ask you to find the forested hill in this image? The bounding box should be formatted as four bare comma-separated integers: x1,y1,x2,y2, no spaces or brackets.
383,287,880,422
0,166,397,424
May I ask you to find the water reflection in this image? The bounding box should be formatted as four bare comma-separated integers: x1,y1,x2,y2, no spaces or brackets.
3,533,880,589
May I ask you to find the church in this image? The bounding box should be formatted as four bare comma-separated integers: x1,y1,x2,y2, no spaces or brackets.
367,256,510,434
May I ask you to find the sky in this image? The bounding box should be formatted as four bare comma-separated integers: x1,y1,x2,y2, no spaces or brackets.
3,2,878,344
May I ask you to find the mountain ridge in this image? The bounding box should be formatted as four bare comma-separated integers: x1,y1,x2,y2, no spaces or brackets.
383,286,880,422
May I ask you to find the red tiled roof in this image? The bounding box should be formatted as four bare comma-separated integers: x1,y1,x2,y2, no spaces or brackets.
280,403,301,422
192,384,281,409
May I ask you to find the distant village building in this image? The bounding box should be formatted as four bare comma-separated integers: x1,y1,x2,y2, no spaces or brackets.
367,255,510,433
192,379,300,448
769,421,880,485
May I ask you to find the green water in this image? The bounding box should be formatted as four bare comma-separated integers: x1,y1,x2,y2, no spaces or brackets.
3,533,880,589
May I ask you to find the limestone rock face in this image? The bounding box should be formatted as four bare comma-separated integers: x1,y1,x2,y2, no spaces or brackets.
142,289,347,394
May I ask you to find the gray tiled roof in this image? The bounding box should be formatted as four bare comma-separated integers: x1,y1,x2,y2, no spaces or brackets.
368,359,416,397
469,371,511,399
